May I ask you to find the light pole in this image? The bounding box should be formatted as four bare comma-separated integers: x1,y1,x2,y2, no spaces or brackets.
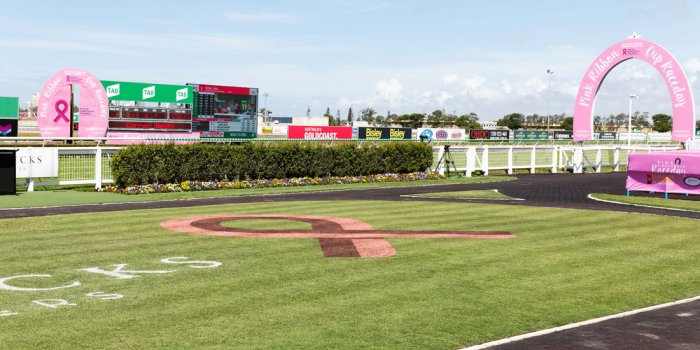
628,94,638,146
263,92,269,123
546,69,554,135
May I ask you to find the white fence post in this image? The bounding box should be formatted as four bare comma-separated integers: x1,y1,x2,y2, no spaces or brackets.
551,147,558,173
482,147,489,176
595,148,602,173
573,147,584,174
613,147,620,172
465,147,476,177
95,146,102,189
530,147,536,174
507,147,513,175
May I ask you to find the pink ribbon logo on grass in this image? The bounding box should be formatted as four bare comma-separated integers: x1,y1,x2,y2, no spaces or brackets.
161,214,514,258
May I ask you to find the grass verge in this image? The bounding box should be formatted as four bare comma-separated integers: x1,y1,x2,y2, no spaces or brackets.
0,200,699,349
0,176,515,209
591,193,700,212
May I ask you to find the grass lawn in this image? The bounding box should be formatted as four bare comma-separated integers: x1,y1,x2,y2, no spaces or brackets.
591,193,700,212
0,176,515,209
407,189,515,200
1,200,699,349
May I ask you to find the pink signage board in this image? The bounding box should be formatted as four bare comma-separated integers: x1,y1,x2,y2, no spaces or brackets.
626,151,700,195
574,38,695,142
37,69,109,138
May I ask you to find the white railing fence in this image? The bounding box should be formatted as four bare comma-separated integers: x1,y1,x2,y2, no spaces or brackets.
433,145,680,176
8,144,682,191
19,147,121,191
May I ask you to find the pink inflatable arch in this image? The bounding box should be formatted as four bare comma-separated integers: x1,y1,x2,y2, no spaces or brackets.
573,38,695,142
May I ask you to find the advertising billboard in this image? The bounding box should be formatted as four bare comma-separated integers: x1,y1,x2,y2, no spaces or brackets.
513,130,549,141
0,97,18,119
358,127,412,140
101,81,193,104
416,128,465,141
190,84,258,139
553,131,573,140
594,132,617,140
0,97,19,138
469,129,510,140
287,126,352,140
0,119,18,137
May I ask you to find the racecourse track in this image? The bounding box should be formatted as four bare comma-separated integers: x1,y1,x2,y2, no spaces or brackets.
2,172,700,349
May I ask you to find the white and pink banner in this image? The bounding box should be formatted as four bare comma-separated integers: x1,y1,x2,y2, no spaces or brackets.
626,152,700,195
574,38,695,142
37,69,109,138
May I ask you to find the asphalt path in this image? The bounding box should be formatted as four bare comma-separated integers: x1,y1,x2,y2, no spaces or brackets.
1,172,699,220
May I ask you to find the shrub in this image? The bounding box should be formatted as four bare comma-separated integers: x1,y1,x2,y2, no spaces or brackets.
111,142,433,186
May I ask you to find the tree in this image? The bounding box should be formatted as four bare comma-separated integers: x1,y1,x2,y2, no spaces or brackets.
560,116,574,131
455,113,481,130
496,113,524,130
651,113,672,132
360,108,376,125
593,116,603,131
696,120,700,132
604,113,627,131
631,111,651,130
426,110,443,128
395,113,425,129
347,107,354,126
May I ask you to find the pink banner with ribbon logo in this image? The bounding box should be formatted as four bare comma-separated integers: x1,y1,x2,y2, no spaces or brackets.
574,38,695,142
37,69,109,138
626,152,700,195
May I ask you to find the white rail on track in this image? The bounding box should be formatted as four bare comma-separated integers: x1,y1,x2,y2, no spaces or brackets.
433,145,680,176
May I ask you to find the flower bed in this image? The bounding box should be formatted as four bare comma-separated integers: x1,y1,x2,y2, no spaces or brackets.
100,172,446,195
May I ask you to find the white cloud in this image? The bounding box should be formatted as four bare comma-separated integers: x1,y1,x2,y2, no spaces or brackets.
224,12,297,23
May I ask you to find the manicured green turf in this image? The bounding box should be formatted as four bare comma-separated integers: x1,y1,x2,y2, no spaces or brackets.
591,193,700,212
0,176,515,209
1,200,699,349
409,189,515,200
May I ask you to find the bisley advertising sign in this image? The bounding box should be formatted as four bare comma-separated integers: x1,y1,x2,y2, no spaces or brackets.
358,127,412,140
101,81,193,104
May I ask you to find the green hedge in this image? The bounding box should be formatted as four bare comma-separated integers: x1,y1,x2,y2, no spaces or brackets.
111,142,433,186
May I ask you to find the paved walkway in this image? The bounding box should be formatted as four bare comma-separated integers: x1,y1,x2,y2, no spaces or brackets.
3,172,698,220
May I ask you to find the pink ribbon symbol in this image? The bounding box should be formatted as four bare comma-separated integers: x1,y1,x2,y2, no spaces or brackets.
161,215,514,258
54,100,69,123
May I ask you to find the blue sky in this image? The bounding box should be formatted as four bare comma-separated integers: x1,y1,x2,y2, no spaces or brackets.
1,0,699,121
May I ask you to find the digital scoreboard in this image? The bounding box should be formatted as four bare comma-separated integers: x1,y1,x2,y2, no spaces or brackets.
108,107,192,131
189,84,258,139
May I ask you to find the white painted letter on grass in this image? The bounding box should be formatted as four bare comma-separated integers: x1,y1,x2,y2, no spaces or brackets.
85,291,124,300
0,275,81,292
33,299,76,309
78,264,176,279
160,257,222,269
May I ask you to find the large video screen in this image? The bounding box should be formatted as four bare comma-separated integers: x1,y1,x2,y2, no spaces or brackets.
189,84,258,139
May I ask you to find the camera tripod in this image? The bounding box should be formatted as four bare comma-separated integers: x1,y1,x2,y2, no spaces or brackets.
435,145,458,177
